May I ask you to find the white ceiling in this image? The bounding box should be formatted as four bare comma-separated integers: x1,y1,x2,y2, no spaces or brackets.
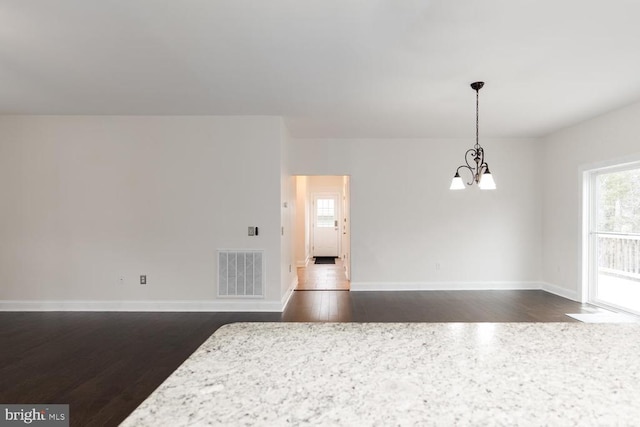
2,0,640,138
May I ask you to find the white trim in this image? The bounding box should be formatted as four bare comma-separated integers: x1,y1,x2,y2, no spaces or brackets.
350,281,542,291
580,168,592,303
1,283,579,311
580,155,640,307
589,297,640,317
281,276,298,311
578,153,640,176
0,299,286,312
296,256,310,267
541,282,579,301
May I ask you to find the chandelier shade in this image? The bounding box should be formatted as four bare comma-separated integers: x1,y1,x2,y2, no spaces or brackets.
478,168,496,190
449,172,465,190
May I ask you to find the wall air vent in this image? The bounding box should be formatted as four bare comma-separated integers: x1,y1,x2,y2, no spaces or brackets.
218,250,264,298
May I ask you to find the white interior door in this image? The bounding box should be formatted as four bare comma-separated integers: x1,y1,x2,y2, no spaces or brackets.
312,194,339,257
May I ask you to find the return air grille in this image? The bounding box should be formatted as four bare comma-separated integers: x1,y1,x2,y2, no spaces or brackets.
218,250,264,297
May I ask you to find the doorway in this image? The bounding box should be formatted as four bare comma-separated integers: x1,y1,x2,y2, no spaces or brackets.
586,161,640,315
293,176,350,291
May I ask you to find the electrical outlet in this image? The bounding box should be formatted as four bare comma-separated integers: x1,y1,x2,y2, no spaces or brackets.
140,275,147,285
248,226,255,236
435,263,441,271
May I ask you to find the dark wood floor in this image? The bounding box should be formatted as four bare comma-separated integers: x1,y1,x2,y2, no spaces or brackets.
0,290,592,426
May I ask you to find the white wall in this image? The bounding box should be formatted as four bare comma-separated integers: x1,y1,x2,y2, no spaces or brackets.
541,100,640,300
9,104,636,308
0,116,286,310
280,124,297,304
294,176,309,266
290,138,542,290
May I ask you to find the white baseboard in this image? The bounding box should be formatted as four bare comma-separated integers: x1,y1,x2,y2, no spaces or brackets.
296,257,309,267
0,281,578,311
280,276,298,311
0,299,286,312
541,282,579,302
1,276,301,313
350,281,543,291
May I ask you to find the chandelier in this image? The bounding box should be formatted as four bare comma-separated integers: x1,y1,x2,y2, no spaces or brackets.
449,81,496,190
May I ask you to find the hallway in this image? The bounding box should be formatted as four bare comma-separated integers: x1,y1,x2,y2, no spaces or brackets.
296,257,350,291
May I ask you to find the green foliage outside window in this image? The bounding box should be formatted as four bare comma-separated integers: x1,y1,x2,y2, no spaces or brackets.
597,169,640,234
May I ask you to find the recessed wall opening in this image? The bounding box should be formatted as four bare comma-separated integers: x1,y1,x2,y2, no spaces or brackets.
584,160,640,315
293,175,351,291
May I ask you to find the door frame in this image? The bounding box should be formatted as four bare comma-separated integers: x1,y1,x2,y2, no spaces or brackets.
582,156,640,314
291,175,351,286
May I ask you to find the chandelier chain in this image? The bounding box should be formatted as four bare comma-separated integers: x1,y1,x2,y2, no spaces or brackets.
475,89,480,149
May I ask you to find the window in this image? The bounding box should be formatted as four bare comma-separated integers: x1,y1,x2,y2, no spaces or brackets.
316,198,335,228
588,164,640,314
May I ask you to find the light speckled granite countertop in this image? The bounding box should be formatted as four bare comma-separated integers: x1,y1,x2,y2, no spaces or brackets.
121,322,640,426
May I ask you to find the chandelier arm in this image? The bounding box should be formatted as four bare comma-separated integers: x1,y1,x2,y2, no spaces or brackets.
464,148,482,184
463,148,477,170
456,165,475,186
